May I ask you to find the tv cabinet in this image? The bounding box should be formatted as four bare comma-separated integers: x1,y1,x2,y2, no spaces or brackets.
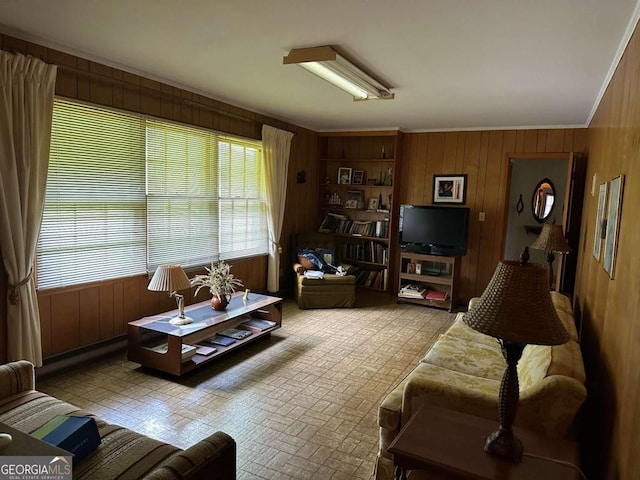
317,131,403,294
398,251,460,312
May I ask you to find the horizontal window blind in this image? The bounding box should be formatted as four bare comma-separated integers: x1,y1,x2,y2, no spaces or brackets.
146,120,219,272
218,137,268,259
37,99,268,290
37,99,147,289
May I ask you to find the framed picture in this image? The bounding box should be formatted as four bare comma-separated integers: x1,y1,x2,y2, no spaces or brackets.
337,167,352,184
433,174,467,204
407,263,416,274
415,263,422,275
603,175,625,278
367,197,379,210
345,190,364,209
352,170,365,185
593,182,607,261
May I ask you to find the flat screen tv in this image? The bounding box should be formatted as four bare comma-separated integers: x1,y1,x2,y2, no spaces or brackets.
399,204,470,256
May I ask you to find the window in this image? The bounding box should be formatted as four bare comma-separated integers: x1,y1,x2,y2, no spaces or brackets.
37,99,268,290
37,100,147,288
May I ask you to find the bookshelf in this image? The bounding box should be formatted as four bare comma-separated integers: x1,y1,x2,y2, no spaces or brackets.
317,131,403,293
398,251,460,311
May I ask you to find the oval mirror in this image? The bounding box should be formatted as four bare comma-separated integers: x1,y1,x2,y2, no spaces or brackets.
532,178,555,223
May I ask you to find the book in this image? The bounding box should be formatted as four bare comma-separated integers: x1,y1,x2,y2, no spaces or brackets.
205,335,236,346
218,328,253,340
240,319,277,332
425,290,448,301
195,344,217,356
147,343,197,362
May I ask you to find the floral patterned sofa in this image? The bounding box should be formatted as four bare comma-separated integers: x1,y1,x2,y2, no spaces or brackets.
374,292,587,480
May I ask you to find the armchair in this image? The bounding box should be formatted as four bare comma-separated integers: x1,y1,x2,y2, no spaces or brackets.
292,232,356,309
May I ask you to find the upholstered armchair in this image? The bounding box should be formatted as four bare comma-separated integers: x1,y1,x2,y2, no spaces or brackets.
292,232,356,309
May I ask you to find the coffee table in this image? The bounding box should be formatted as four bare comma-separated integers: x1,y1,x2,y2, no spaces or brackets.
388,404,579,480
128,292,282,375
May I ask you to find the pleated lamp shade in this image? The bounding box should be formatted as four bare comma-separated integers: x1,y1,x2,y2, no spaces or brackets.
148,264,191,293
463,254,569,345
530,224,571,254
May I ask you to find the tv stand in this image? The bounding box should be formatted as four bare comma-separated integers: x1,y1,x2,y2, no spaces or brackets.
398,252,460,312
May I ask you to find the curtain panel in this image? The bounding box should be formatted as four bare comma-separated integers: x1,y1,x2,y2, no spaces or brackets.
0,51,57,366
261,125,294,293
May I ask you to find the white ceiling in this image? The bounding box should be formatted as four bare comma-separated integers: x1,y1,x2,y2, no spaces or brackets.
1,0,638,132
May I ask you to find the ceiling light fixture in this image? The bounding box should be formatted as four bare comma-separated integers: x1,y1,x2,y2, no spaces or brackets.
283,46,394,101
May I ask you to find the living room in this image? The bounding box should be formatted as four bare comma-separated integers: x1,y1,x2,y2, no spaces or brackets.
1,2,639,479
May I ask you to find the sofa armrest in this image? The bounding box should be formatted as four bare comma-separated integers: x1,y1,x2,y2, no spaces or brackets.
293,262,306,274
0,360,35,399
143,431,235,480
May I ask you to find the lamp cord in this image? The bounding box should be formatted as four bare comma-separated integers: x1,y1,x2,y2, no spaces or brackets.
522,452,588,479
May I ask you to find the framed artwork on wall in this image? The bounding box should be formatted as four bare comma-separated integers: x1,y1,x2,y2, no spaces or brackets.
433,174,467,204
593,182,608,261
603,174,625,278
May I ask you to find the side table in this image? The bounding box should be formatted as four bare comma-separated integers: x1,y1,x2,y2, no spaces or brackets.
388,405,579,480
0,422,70,457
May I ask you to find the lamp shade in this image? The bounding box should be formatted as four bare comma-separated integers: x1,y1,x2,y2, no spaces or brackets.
530,224,571,254
148,264,191,293
463,256,569,345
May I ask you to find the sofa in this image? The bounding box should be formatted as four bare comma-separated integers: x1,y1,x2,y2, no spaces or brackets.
374,292,587,480
0,361,235,480
293,232,356,309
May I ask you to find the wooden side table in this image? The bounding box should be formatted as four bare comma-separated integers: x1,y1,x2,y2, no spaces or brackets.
0,422,70,457
388,405,579,480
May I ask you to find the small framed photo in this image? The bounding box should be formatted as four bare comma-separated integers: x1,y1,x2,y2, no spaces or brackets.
415,263,422,275
338,167,352,184
433,174,467,204
352,170,365,185
345,190,364,209
367,197,379,210
407,263,416,274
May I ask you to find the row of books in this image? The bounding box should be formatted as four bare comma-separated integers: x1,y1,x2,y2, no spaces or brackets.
342,241,388,265
399,283,449,301
146,319,277,362
318,213,389,238
355,268,388,290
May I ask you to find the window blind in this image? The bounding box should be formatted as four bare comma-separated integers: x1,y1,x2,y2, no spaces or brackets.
146,119,220,272
218,136,269,260
37,99,147,289
38,99,268,290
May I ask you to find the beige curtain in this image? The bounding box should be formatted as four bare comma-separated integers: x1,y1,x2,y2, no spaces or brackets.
0,51,57,366
261,125,294,293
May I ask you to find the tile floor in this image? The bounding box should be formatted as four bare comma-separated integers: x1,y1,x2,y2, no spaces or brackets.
38,297,455,480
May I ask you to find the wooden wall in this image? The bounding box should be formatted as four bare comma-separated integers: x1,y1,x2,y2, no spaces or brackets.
0,33,319,360
400,129,587,302
573,21,640,480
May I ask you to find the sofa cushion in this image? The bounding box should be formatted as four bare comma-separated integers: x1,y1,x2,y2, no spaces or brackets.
550,292,579,341
420,334,504,381
444,313,499,347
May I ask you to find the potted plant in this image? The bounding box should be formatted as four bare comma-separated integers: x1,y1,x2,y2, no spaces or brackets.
190,260,244,311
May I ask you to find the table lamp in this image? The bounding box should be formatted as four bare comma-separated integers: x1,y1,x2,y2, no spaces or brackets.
462,247,569,462
530,223,571,289
148,264,193,325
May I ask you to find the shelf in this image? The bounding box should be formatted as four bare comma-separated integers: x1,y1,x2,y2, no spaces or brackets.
400,273,452,286
398,252,460,312
345,259,387,268
335,233,389,242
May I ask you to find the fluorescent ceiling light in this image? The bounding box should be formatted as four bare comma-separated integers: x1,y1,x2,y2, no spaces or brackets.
283,46,394,101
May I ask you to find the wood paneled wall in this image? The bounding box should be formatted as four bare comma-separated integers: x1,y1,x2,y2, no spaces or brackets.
400,129,587,302
573,22,640,480
0,34,319,360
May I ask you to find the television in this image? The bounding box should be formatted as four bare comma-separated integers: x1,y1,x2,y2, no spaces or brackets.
399,204,470,256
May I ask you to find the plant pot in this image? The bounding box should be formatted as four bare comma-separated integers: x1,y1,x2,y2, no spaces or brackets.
210,295,229,311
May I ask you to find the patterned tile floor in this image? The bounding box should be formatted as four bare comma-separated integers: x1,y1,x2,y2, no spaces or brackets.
38,296,455,480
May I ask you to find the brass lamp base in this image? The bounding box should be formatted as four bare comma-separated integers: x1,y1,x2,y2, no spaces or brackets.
484,427,523,462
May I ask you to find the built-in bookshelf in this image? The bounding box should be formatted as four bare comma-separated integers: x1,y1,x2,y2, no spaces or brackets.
317,131,403,293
